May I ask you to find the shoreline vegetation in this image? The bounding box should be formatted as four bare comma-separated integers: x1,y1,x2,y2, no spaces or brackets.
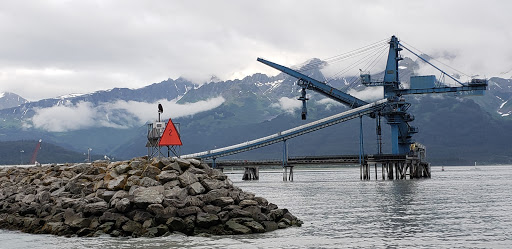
0,157,302,237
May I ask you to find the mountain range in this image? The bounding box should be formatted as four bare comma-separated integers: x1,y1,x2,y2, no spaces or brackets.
1,57,512,165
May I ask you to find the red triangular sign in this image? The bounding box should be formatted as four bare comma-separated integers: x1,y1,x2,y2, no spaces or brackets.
159,118,183,146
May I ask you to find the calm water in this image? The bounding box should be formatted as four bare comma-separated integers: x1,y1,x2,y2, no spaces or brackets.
1,165,511,249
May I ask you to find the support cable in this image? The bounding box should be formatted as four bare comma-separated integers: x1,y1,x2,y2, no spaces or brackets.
401,40,471,78
297,39,389,72
399,43,465,86
326,44,388,83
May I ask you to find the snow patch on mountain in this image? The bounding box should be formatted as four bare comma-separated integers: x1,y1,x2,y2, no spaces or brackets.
56,93,86,99
500,100,508,109
0,92,29,110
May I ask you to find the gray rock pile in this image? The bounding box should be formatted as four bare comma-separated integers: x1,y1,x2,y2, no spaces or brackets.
0,157,302,237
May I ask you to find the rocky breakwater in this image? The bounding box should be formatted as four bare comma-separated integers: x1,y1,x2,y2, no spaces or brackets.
0,157,302,237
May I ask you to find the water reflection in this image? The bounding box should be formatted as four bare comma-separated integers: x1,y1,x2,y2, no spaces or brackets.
374,180,427,238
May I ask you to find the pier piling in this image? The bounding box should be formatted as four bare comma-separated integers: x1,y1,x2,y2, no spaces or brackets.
242,166,259,180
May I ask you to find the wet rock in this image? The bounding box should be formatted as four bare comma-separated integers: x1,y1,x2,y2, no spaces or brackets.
196,212,220,228
212,197,234,207
122,220,142,233
144,224,168,237
176,206,201,217
269,208,285,221
83,202,108,216
254,197,268,206
131,210,153,223
98,222,115,233
261,221,278,232
202,205,221,214
226,219,251,234
166,217,186,232
239,199,258,207
244,220,265,233
229,208,252,218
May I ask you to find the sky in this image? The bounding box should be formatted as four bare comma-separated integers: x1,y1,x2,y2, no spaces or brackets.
1,0,511,101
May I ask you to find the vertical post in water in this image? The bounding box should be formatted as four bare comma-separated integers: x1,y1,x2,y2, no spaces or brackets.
375,163,377,180
212,158,216,169
283,140,288,181
359,116,365,179
382,163,385,180
376,115,382,155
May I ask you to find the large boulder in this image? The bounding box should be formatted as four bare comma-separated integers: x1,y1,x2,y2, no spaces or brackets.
83,202,108,216
188,182,205,195
142,166,161,179
212,197,234,207
107,175,127,191
178,171,198,187
226,219,251,234
196,212,220,228
132,186,164,206
156,171,178,183
201,179,226,191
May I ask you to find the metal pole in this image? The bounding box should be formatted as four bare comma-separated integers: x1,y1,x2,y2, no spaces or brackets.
376,115,382,155
359,116,364,165
283,140,288,167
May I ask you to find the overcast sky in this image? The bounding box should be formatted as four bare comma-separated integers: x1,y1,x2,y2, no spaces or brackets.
1,0,511,101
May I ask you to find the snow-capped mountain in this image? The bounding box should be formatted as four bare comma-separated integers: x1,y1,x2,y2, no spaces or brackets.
1,57,512,165
0,92,28,110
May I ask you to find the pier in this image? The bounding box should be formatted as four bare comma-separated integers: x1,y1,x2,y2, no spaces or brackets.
209,153,430,181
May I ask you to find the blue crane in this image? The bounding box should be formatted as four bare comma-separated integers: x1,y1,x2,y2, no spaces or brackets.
258,35,488,155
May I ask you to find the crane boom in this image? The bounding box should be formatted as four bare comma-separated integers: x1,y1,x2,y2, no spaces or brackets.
257,58,368,108
257,35,487,156
396,83,487,95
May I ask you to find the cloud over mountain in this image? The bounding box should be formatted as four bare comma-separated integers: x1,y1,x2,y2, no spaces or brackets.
28,97,225,132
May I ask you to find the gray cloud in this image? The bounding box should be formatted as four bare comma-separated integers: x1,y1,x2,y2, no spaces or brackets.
27,96,225,132
1,0,510,101
271,97,303,114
